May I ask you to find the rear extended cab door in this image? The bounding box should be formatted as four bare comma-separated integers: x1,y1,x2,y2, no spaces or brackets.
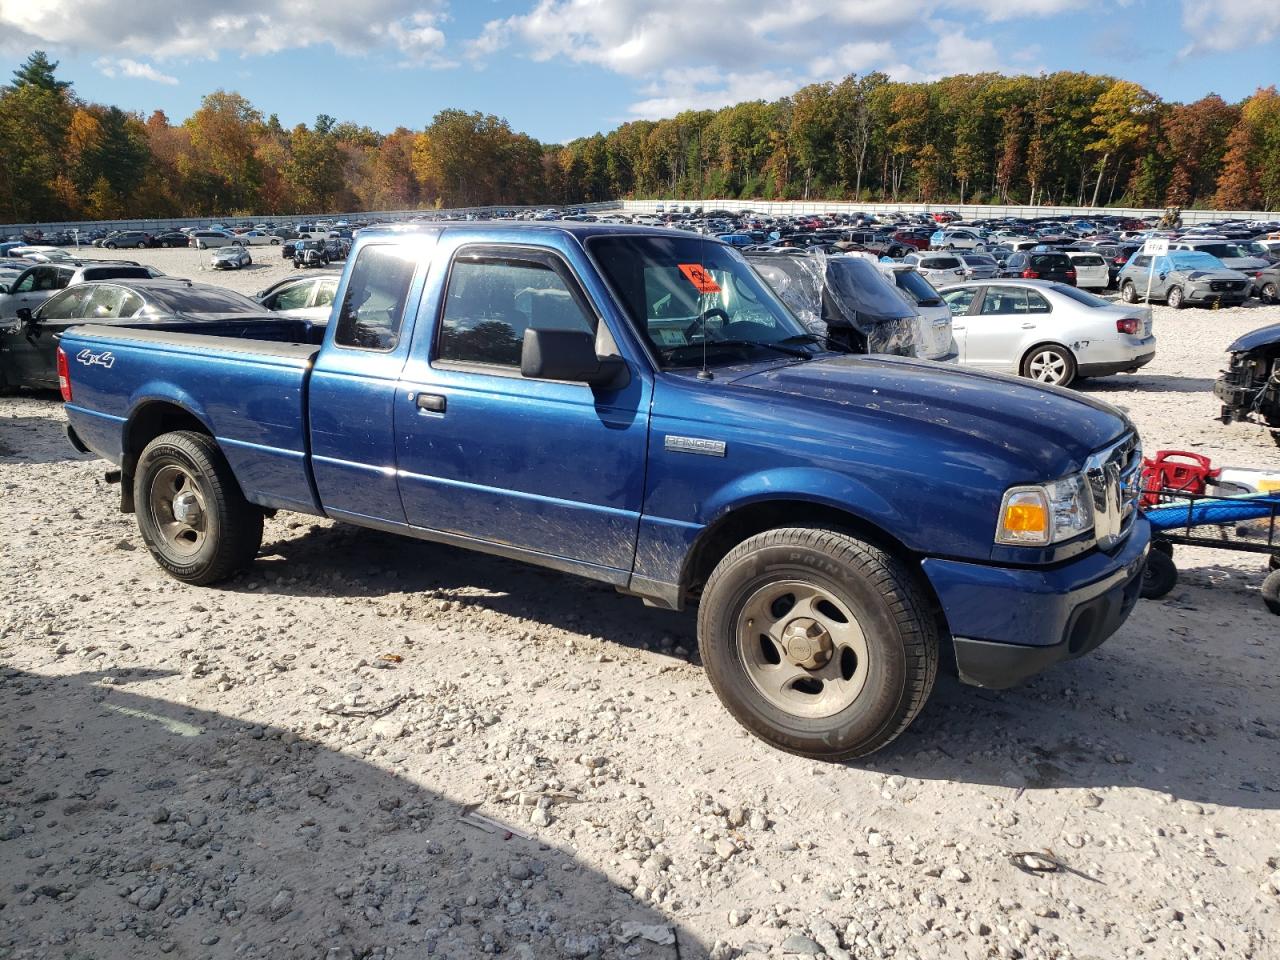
307,231,438,525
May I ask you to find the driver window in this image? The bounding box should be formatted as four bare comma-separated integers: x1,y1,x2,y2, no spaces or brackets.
12,270,37,293
269,281,313,311
438,254,594,368
84,285,143,319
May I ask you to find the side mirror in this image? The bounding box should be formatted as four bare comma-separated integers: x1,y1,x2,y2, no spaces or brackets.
521,328,627,388
15,306,37,336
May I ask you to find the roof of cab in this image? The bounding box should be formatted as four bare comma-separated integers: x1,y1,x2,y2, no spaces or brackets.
357,219,710,243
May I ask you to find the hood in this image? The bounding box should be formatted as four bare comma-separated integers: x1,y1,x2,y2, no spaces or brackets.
1227,321,1280,353
729,355,1130,476
1180,267,1248,282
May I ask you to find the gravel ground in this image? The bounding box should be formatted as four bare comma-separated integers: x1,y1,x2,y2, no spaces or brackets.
2,248,1280,960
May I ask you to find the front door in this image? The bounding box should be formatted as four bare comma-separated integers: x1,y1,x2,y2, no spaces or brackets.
963,286,1042,371
394,239,650,572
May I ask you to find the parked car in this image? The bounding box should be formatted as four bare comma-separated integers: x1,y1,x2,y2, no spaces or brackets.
1063,251,1110,290
254,272,340,321
0,278,272,392
102,231,153,250
152,231,190,248
1215,321,1280,447
939,280,1155,387
234,230,281,246
1251,263,1280,303
902,252,966,286
959,253,1000,280
190,230,237,250
0,261,152,320
292,239,330,268
1002,251,1077,286
1117,250,1250,308
211,246,252,270
1172,240,1270,277
746,251,954,360
874,262,957,359
60,223,1150,760
929,228,987,251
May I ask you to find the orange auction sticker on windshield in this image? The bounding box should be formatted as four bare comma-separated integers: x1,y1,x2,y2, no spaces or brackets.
678,263,721,293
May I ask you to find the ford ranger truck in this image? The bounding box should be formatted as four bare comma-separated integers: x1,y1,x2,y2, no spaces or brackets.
59,224,1151,760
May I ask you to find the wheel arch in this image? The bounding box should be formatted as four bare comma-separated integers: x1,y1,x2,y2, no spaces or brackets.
120,398,214,512
1019,339,1076,375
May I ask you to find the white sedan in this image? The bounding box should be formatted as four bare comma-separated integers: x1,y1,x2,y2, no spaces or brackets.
937,280,1155,387
232,230,281,246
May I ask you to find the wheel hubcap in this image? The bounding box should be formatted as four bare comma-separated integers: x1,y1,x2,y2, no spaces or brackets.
149,465,208,557
737,581,870,719
1029,351,1066,383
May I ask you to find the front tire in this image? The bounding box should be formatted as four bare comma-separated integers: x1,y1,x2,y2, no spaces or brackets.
1167,286,1185,309
1262,570,1280,616
134,431,263,585
697,527,938,760
1120,281,1137,303
1021,344,1077,387
1262,282,1278,304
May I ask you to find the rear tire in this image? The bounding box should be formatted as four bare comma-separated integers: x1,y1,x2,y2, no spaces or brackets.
1167,286,1185,309
1140,550,1178,600
697,527,939,760
1021,344,1077,387
134,431,263,585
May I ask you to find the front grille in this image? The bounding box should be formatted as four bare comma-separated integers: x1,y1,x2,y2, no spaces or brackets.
1210,280,1245,292
1085,433,1141,550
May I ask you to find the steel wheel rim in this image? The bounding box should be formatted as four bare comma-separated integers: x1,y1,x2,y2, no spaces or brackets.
148,464,208,557
736,580,870,719
1028,350,1068,383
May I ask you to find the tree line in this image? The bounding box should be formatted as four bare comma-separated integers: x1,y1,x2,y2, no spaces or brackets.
1,50,1278,223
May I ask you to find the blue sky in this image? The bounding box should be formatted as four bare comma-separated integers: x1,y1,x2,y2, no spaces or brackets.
1,0,1277,143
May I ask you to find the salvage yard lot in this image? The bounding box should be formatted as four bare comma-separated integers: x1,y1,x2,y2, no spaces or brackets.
2,246,1279,960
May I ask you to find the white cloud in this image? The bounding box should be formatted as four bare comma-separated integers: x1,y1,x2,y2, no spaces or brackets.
1180,0,1280,54
93,57,178,84
0,0,455,66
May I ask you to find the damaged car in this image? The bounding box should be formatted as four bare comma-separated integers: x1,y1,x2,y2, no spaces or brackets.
1216,321,1280,447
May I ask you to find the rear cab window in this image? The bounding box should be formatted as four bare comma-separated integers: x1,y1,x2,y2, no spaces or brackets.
334,245,418,351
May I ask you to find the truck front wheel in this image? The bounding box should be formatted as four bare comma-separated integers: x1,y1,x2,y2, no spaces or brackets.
134,431,263,585
698,527,938,760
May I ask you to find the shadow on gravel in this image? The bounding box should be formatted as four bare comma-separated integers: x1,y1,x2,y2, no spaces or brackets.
1078,375,1217,394
0,667,693,959
0,407,93,465
248,523,694,655
242,525,1279,811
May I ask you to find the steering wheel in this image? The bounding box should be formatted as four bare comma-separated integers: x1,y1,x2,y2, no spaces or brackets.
684,307,731,341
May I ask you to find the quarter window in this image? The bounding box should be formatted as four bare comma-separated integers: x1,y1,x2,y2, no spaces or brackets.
334,245,417,351
437,252,595,368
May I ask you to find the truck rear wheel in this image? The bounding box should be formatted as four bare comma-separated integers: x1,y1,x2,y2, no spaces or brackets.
697,527,938,760
134,431,263,585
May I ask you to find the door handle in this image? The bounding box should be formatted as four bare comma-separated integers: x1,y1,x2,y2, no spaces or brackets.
415,393,446,413
1020,323,1035,329
952,325,966,331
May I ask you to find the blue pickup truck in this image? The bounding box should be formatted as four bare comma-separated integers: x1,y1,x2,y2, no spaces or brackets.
59,223,1150,759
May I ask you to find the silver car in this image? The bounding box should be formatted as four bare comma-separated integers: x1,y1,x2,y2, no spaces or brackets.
903,252,966,286
938,279,1155,387
1172,239,1270,277
1117,249,1250,308
959,253,999,280
254,272,340,321
210,246,252,270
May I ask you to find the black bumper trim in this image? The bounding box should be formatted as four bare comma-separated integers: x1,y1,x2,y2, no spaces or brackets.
65,423,90,454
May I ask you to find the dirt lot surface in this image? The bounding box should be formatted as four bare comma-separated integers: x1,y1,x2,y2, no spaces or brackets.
2,248,1279,960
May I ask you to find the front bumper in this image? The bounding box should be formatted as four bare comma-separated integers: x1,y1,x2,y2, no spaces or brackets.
1186,285,1247,305
922,516,1150,689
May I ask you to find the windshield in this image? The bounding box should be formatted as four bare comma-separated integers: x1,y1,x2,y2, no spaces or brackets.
1169,251,1224,271
587,236,815,368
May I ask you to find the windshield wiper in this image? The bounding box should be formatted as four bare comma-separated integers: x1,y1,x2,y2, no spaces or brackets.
661,338,812,362
778,332,855,353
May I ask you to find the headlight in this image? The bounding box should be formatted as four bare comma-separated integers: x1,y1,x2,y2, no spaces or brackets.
995,473,1094,546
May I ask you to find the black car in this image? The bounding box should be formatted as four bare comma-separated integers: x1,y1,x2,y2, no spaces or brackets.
1002,251,1077,286
102,231,154,250
292,239,330,268
152,231,190,248
0,278,269,392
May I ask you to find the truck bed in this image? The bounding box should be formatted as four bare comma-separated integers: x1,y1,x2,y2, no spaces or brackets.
60,321,323,515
